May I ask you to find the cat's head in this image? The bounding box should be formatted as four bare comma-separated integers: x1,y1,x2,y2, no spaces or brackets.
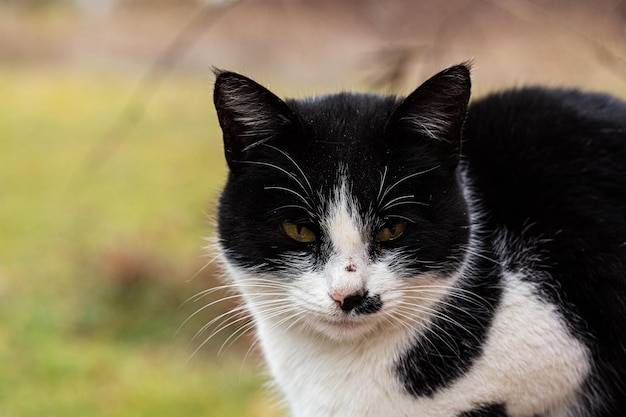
214,64,472,341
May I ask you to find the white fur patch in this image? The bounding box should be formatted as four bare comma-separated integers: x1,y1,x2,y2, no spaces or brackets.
421,272,591,416
248,271,590,417
322,182,370,304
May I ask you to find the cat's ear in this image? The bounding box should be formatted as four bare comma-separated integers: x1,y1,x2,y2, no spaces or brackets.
388,63,471,167
213,70,295,169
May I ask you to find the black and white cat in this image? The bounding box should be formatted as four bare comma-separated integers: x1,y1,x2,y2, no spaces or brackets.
211,63,626,417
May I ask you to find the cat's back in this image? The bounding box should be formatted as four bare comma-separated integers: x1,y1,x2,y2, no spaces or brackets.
463,87,626,414
463,87,626,239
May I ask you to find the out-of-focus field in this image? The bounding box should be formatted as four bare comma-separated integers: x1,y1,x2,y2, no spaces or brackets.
1,0,626,416
0,67,281,416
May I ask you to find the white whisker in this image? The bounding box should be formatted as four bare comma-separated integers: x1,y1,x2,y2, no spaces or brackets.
375,166,389,204
393,304,461,358
395,300,478,342
264,186,313,209
275,204,317,218
178,293,246,335
263,144,315,197
242,158,313,204
380,199,429,212
378,166,440,206
405,285,492,309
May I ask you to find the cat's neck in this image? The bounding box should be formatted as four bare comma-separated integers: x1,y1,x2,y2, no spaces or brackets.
253,304,418,415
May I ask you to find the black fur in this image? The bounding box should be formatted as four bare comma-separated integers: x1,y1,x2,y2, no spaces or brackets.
458,403,509,417
214,65,626,415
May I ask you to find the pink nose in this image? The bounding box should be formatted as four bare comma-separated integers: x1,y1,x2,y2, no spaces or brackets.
331,291,366,312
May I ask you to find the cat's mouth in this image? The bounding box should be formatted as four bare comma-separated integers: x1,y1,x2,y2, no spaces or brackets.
316,297,385,337
320,315,376,333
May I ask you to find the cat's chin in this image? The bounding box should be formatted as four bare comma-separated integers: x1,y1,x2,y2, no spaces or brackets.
308,314,383,342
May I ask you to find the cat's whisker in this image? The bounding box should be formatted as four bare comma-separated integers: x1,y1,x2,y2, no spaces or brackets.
214,314,256,353
193,297,283,341
186,307,252,363
192,305,248,342
241,160,312,200
182,283,242,305
401,303,470,356
248,288,294,296
218,323,257,356
400,293,480,316
460,246,500,265
262,144,315,197
264,186,314,210
239,282,294,292
375,166,389,205
383,214,414,224
392,304,461,358
186,278,291,306
386,286,480,342
378,195,428,213
189,314,253,362
275,204,317,218
241,308,308,366
404,285,492,309
378,166,440,206
240,333,262,374
395,299,479,343
272,309,309,333
189,282,301,358
237,276,296,287
186,254,221,284
179,293,249,336
183,289,293,335
394,285,492,334
201,310,260,349
380,199,429,212
379,305,417,334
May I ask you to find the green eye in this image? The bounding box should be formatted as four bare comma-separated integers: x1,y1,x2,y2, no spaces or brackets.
281,221,317,243
375,220,408,242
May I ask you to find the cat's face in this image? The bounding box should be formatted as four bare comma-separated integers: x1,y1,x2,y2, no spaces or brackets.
215,65,472,341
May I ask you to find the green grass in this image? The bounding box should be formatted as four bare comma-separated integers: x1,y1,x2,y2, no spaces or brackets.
0,67,281,417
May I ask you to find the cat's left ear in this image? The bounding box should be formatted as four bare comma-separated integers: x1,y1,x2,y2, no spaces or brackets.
213,70,296,169
388,63,471,167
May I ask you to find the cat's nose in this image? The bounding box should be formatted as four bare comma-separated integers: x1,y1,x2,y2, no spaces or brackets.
331,291,383,314
332,291,366,312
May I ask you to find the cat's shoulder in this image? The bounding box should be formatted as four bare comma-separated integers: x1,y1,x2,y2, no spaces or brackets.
460,84,626,250
462,85,626,171
464,87,626,148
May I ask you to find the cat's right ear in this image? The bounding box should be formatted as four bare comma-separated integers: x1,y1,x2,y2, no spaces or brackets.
213,70,295,169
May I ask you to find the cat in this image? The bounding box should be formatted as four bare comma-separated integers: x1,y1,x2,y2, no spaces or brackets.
210,62,626,417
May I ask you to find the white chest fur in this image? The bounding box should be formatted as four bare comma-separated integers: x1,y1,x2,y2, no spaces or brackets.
250,271,591,417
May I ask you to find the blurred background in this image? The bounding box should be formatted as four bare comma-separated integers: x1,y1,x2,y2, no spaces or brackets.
1,0,625,416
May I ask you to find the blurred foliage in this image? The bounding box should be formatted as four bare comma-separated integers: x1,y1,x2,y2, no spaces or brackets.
0,68,280,416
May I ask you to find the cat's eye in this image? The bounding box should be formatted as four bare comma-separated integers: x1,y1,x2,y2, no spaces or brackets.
281,221,317,243
375,220,408,242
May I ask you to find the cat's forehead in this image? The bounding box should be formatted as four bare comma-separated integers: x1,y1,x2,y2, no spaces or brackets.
279,93,400,181
288,93,400,140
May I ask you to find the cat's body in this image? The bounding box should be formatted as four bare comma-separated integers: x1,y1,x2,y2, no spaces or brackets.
212,64,626,417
